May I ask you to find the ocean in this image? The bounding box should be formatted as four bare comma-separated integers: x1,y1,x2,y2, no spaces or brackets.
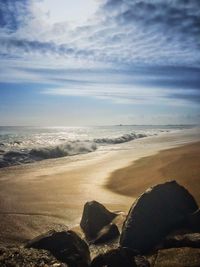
0,125,194,168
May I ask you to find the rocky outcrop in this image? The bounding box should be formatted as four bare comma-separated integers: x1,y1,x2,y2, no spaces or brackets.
152,247,200,267
91,223,120,244
90,247,149,267
0,246,68,267
26,230,90,267
80,201,117,240
120,181,198,253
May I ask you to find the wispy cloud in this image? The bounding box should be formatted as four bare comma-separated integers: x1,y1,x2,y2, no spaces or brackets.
0,0,30,31
0,0,200,108
1,0,200,65
42,80,200,107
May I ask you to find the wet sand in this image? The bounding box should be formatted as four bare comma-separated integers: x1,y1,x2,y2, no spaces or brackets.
0,128,200,245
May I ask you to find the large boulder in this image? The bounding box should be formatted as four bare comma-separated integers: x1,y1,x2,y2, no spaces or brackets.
80,201,117,240
120,181,198,253
91,223,120,244
0,246,68,267
153,247,200,267
187,209,200,232
25,230,90,267
90,247,149,267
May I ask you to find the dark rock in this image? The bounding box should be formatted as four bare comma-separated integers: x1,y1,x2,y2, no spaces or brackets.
0,246,68,267
25,230,90,267
80,201,117,240
135,255,150,267
120,180,198,253
153,247,200,267
164,233,200,249
90,247,148,267
91,223,120,244
188,209,200,232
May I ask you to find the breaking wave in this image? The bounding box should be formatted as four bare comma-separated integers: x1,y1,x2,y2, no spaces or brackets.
94,133,147,144
0,141,97,168
30,141,97,159
0,132,149,168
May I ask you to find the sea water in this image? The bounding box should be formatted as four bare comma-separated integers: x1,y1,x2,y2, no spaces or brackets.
0,125,194,168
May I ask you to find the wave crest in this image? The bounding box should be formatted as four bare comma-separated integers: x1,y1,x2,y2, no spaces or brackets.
1,141,97,167
30,141,97,160
0,132,148,168
94,133,146,144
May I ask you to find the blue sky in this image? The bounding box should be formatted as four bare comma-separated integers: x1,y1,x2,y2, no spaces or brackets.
0,0,200,126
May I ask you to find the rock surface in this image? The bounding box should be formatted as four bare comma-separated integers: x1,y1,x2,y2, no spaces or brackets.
164,233,200,249
90,247,149,267
91,223,120,244
188,209,200,232
152,247,200,267
0,246,68,267
26,230,90,267
80,201,117,240
120,180,198,253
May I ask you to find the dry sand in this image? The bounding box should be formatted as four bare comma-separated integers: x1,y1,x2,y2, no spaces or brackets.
106,141,200,205
0,128,200,245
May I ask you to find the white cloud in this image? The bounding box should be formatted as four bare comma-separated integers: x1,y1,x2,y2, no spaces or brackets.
41,84,199,107
0,0,200,109
1,0,200,67
34,0,99,26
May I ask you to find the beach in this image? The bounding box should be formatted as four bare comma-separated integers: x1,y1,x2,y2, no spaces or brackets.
0,127,200,246
107,141,200,205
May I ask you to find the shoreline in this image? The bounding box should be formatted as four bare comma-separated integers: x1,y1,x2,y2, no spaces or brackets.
0,128,200,245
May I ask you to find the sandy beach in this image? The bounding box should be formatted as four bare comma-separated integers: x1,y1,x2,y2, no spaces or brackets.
0,128,200,246
107,141,200,205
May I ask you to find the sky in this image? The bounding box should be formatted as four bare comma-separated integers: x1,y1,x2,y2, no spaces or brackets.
0,0,200,126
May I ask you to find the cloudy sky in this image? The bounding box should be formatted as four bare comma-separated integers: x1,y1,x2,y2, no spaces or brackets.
0,0,200,126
